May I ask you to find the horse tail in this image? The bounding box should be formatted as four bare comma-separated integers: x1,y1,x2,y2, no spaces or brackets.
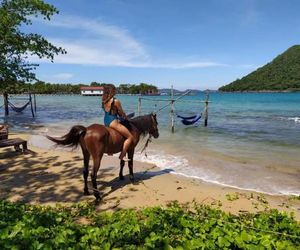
47,125,87,149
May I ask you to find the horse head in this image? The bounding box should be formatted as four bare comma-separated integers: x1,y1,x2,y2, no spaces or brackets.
130,113,159,139
149,113,159,138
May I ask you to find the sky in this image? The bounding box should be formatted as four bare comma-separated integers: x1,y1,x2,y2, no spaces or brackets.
27,0,300,90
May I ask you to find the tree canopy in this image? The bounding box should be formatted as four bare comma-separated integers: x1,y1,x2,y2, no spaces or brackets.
0,81,158,95
219,45,300,92
0,0,66,90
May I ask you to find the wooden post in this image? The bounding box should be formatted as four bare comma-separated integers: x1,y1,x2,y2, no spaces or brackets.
33,93,36,113
138,97,141,116
171,85,175,133
4,92,9,116
204,91,209,127
29,93,35,118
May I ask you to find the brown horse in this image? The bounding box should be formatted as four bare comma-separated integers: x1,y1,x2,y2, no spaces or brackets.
47,113,159,201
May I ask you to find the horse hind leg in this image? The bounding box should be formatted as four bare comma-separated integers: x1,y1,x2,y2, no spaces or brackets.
82,149,90,195
119,160,125,180
80,139,91,195
90,151,104,202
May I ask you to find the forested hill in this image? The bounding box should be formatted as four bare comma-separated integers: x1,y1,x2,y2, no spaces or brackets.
219,45,300,92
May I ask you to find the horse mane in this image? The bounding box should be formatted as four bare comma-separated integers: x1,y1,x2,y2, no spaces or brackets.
128,114,152,136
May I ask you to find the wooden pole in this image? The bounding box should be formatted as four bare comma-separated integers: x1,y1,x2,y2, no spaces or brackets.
4,92,9,116
138,97,141,116
204,91,209,127
171,85,175,133
29,93,35,118
33,93,36,113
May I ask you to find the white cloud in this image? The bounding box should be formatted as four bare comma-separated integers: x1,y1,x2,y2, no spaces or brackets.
33,15,225,69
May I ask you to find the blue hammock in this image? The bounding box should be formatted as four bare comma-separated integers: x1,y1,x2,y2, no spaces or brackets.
177,114,198,120
177,113,202,125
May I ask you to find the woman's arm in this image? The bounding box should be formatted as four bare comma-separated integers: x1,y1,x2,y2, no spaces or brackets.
115,99,128,119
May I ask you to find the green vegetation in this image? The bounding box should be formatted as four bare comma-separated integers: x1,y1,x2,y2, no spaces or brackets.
118,83,158,95
219,45,300,92
0,81,158,95
1,199,299,249
225,193,240,201
0,0,66,90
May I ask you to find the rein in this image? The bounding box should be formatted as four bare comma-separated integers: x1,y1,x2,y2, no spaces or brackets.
140,134,152,157
139,114,157,157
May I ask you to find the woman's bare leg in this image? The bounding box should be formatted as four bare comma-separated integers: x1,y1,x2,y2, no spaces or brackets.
110,121,134,160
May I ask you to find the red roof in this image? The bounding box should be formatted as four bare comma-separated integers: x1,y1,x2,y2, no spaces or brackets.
80,86,104,90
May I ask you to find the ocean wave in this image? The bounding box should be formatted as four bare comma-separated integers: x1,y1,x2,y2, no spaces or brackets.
134,150,300,196
279,116,300,123
287,117,300,123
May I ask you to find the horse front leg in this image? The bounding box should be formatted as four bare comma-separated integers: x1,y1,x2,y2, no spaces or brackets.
119,160,125,180
128,149,135,182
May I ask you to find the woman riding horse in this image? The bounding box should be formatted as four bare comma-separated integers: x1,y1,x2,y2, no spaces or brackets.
47,112,159,201
102,84,134,161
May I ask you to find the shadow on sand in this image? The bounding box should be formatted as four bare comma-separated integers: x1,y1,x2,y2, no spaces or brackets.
0,147,172,211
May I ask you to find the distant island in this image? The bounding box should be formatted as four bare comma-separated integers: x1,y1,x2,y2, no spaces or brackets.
0,82,159,95
219,45,300,92
1,80,205,96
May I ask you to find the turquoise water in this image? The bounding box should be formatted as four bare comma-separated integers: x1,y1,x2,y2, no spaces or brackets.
1,93,300,195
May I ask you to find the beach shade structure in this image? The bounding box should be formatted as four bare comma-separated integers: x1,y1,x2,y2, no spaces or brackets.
178,113,202,125
3,92,36,117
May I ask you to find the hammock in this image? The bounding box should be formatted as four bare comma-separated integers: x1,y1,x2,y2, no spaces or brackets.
8,101,30,113
177,114,198,120
177,113,202,125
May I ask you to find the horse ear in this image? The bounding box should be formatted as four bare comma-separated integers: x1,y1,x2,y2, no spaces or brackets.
152,112,156,118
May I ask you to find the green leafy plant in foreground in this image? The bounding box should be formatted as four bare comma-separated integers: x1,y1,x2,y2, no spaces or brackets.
0,199,299,249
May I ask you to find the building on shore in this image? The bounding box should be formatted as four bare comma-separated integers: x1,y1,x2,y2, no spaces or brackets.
80,86,104,96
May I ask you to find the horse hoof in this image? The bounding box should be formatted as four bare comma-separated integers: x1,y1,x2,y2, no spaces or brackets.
119,175,124,181
129,176,135,183
84,190,90,195
94,196,102,204
94,193,101,201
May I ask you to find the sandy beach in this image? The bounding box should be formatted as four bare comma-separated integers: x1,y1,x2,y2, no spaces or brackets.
1,132,299,220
